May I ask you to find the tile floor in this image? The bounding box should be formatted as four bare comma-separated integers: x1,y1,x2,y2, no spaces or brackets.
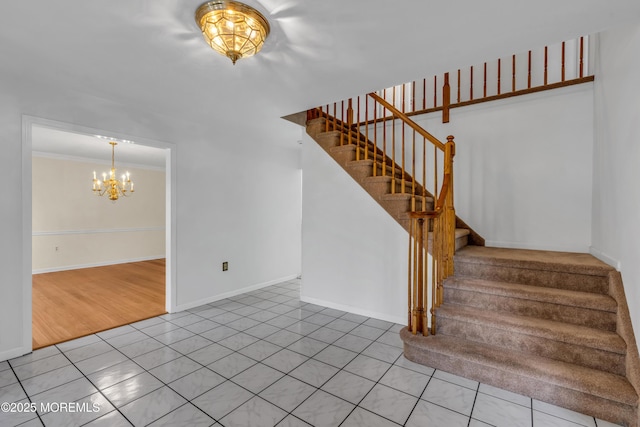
0,279,623,427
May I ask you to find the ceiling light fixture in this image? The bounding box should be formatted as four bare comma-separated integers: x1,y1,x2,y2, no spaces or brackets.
195,0,270,65
92,141,134,202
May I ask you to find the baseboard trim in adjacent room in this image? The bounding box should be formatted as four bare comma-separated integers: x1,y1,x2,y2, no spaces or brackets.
32,255,166,274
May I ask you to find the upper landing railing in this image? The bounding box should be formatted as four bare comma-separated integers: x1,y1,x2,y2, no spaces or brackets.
375,36,592,124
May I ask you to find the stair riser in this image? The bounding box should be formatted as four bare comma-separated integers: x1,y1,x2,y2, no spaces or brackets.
305,120,325,139
454,261,609,294
437,316,625,375
315,132,341,151
402,338,635,427
443,288,617,331
345,161,374,183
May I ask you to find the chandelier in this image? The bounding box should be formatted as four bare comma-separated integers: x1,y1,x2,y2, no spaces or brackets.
92,141,134,201
195,0,270,65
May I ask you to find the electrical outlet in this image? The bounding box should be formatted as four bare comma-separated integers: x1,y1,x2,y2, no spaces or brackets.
222,261,228,271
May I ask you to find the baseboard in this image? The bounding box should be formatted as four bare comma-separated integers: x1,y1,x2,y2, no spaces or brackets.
485,240,590,253
589,247,622,271
32,255,165,274
299,295,406,326
0,345,31,363
172,274,300,313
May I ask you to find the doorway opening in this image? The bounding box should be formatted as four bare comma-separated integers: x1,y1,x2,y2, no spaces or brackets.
23,116,176,351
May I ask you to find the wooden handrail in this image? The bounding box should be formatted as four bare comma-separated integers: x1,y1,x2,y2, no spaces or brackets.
368,92,446,152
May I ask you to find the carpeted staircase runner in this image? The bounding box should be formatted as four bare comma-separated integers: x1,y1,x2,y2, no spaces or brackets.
402,246,639,426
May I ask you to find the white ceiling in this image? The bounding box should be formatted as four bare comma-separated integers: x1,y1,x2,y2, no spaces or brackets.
31,126,167,168
3,1,640,156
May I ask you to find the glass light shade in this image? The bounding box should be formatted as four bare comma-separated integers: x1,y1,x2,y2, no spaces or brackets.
195,1,270,65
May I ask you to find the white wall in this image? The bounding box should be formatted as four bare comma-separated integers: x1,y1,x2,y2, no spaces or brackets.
32,156,165,273
0,80,302,361
301,83,595,324
592,22,640,341
412,84,594,252
301,137,408,324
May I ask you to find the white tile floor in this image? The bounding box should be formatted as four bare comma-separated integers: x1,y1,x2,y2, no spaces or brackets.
0,279,623,426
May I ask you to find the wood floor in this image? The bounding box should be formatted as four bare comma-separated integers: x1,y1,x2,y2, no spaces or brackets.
32,259,166,349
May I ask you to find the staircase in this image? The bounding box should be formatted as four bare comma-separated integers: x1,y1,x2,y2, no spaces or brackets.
306,116,479,251
305,107,640,426
401,246,640,426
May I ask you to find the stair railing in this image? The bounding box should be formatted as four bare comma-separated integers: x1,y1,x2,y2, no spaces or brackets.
308,91,456,336
406,143,455,336
369,36,591,124
370,91,456,335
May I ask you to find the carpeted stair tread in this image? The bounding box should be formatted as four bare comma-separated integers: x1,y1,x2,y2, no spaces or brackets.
401,331,638,407
455,246,613,276
437,304,626,354
445,277,617,312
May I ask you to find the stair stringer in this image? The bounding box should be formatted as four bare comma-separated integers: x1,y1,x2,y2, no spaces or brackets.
306,117,480,250
611,270,640,417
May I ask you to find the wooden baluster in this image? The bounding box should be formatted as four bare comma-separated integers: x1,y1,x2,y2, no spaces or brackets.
372,96,378,176
347,99,353,148
391,86,396,193
356,97,361,159
382,89,387,176
422,135,427,212
429,217,440,335
457,69,461,103
561,41,566,82
411,128,416,210
442,73,450,123
422,78,426,110
333,103,337,138
483,62,487,98
470,66,474,101
544,46,548,85
422,218,428,336
324,105,329,132
411,218,420,335
415,217,424,334
527,50,532,89
497,58,502,95
401,84,406,194
340,100,345,145
434,146,438,207
411,80,416,113
412,82,416,116
579,36,584,78
512,54,516,92
433,75,437,108
408,218,413,328
364,96,368,161
411,82,416,210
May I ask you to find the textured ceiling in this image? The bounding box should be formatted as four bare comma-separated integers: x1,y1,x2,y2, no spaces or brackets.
2,0,640,156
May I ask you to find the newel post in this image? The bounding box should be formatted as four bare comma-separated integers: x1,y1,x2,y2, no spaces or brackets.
443,135,456,287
